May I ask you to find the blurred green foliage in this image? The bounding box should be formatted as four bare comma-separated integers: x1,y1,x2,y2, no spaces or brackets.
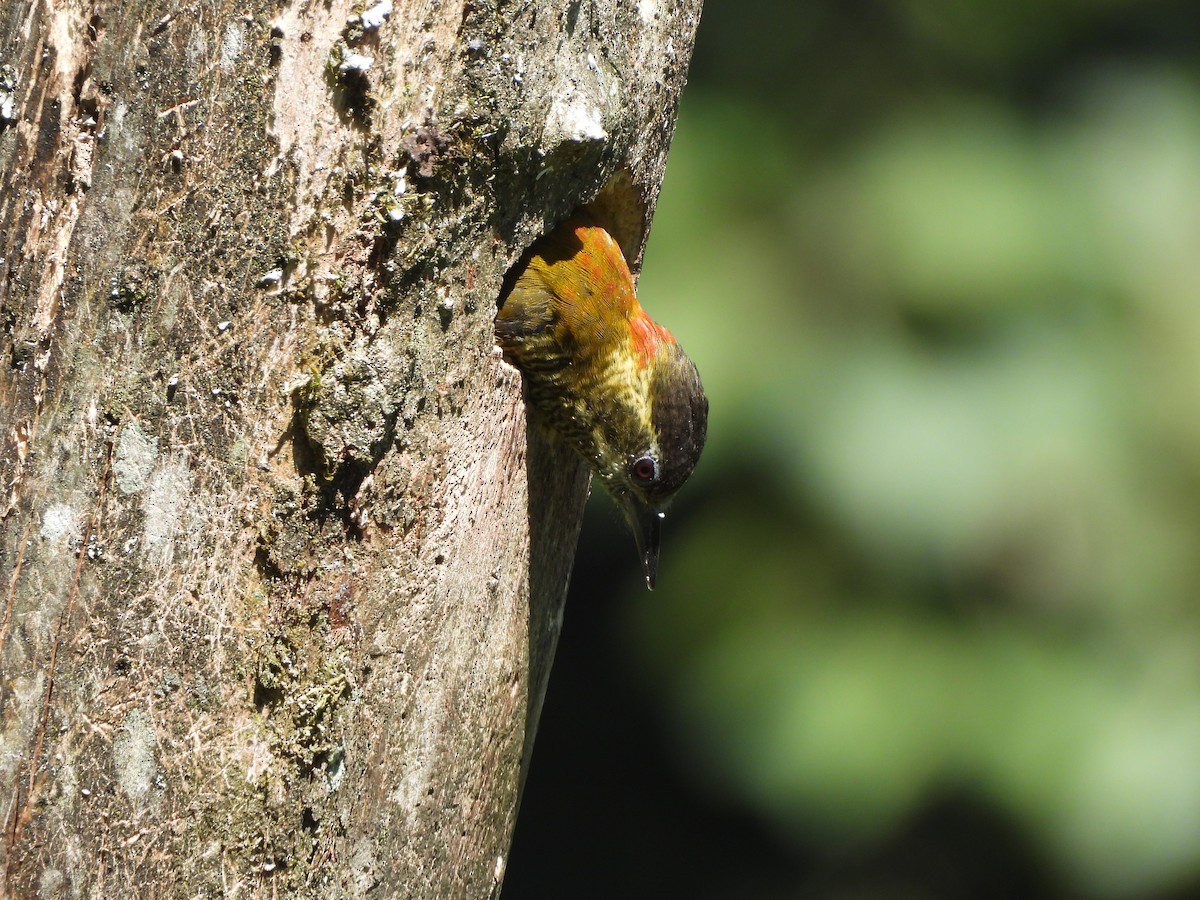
622,2,1200,896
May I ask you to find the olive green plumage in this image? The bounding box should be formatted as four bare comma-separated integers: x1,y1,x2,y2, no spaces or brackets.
496,216,708,588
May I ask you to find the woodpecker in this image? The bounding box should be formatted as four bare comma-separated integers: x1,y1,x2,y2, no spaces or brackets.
496,214,708,589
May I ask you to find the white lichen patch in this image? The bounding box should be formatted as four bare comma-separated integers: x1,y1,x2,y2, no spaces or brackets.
389,680,443,821
636,0,658,22
142,459,191,550
38,868,65,898
350,840,379,896
338,49,374,74
0,63,18,124
360,0,393,30
544,85,607,145
243,731,276,785
220,18,246,70
39,503,80,549
0,674,45,781
113,423,159,494
185,27,207,78
112,709,157,800
257,268,283,287
326,745,345,791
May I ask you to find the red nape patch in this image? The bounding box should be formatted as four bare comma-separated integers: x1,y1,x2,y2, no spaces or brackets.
629,311,675,367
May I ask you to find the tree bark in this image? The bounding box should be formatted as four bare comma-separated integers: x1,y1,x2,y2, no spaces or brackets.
0,0,699,895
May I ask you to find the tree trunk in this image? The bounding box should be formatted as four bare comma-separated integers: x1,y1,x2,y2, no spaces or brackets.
0,0,700,895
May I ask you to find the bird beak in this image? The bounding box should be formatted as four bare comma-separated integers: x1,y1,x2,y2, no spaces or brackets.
630,506,665,591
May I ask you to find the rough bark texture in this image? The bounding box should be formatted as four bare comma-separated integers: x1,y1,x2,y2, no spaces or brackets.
0,0,699,895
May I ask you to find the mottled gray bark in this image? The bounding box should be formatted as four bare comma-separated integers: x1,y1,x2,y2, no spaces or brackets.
0,0,699,895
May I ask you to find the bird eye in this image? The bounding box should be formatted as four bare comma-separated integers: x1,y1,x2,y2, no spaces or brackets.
631,455,658,485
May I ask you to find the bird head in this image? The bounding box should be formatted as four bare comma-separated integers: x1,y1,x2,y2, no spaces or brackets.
587,338,708,589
